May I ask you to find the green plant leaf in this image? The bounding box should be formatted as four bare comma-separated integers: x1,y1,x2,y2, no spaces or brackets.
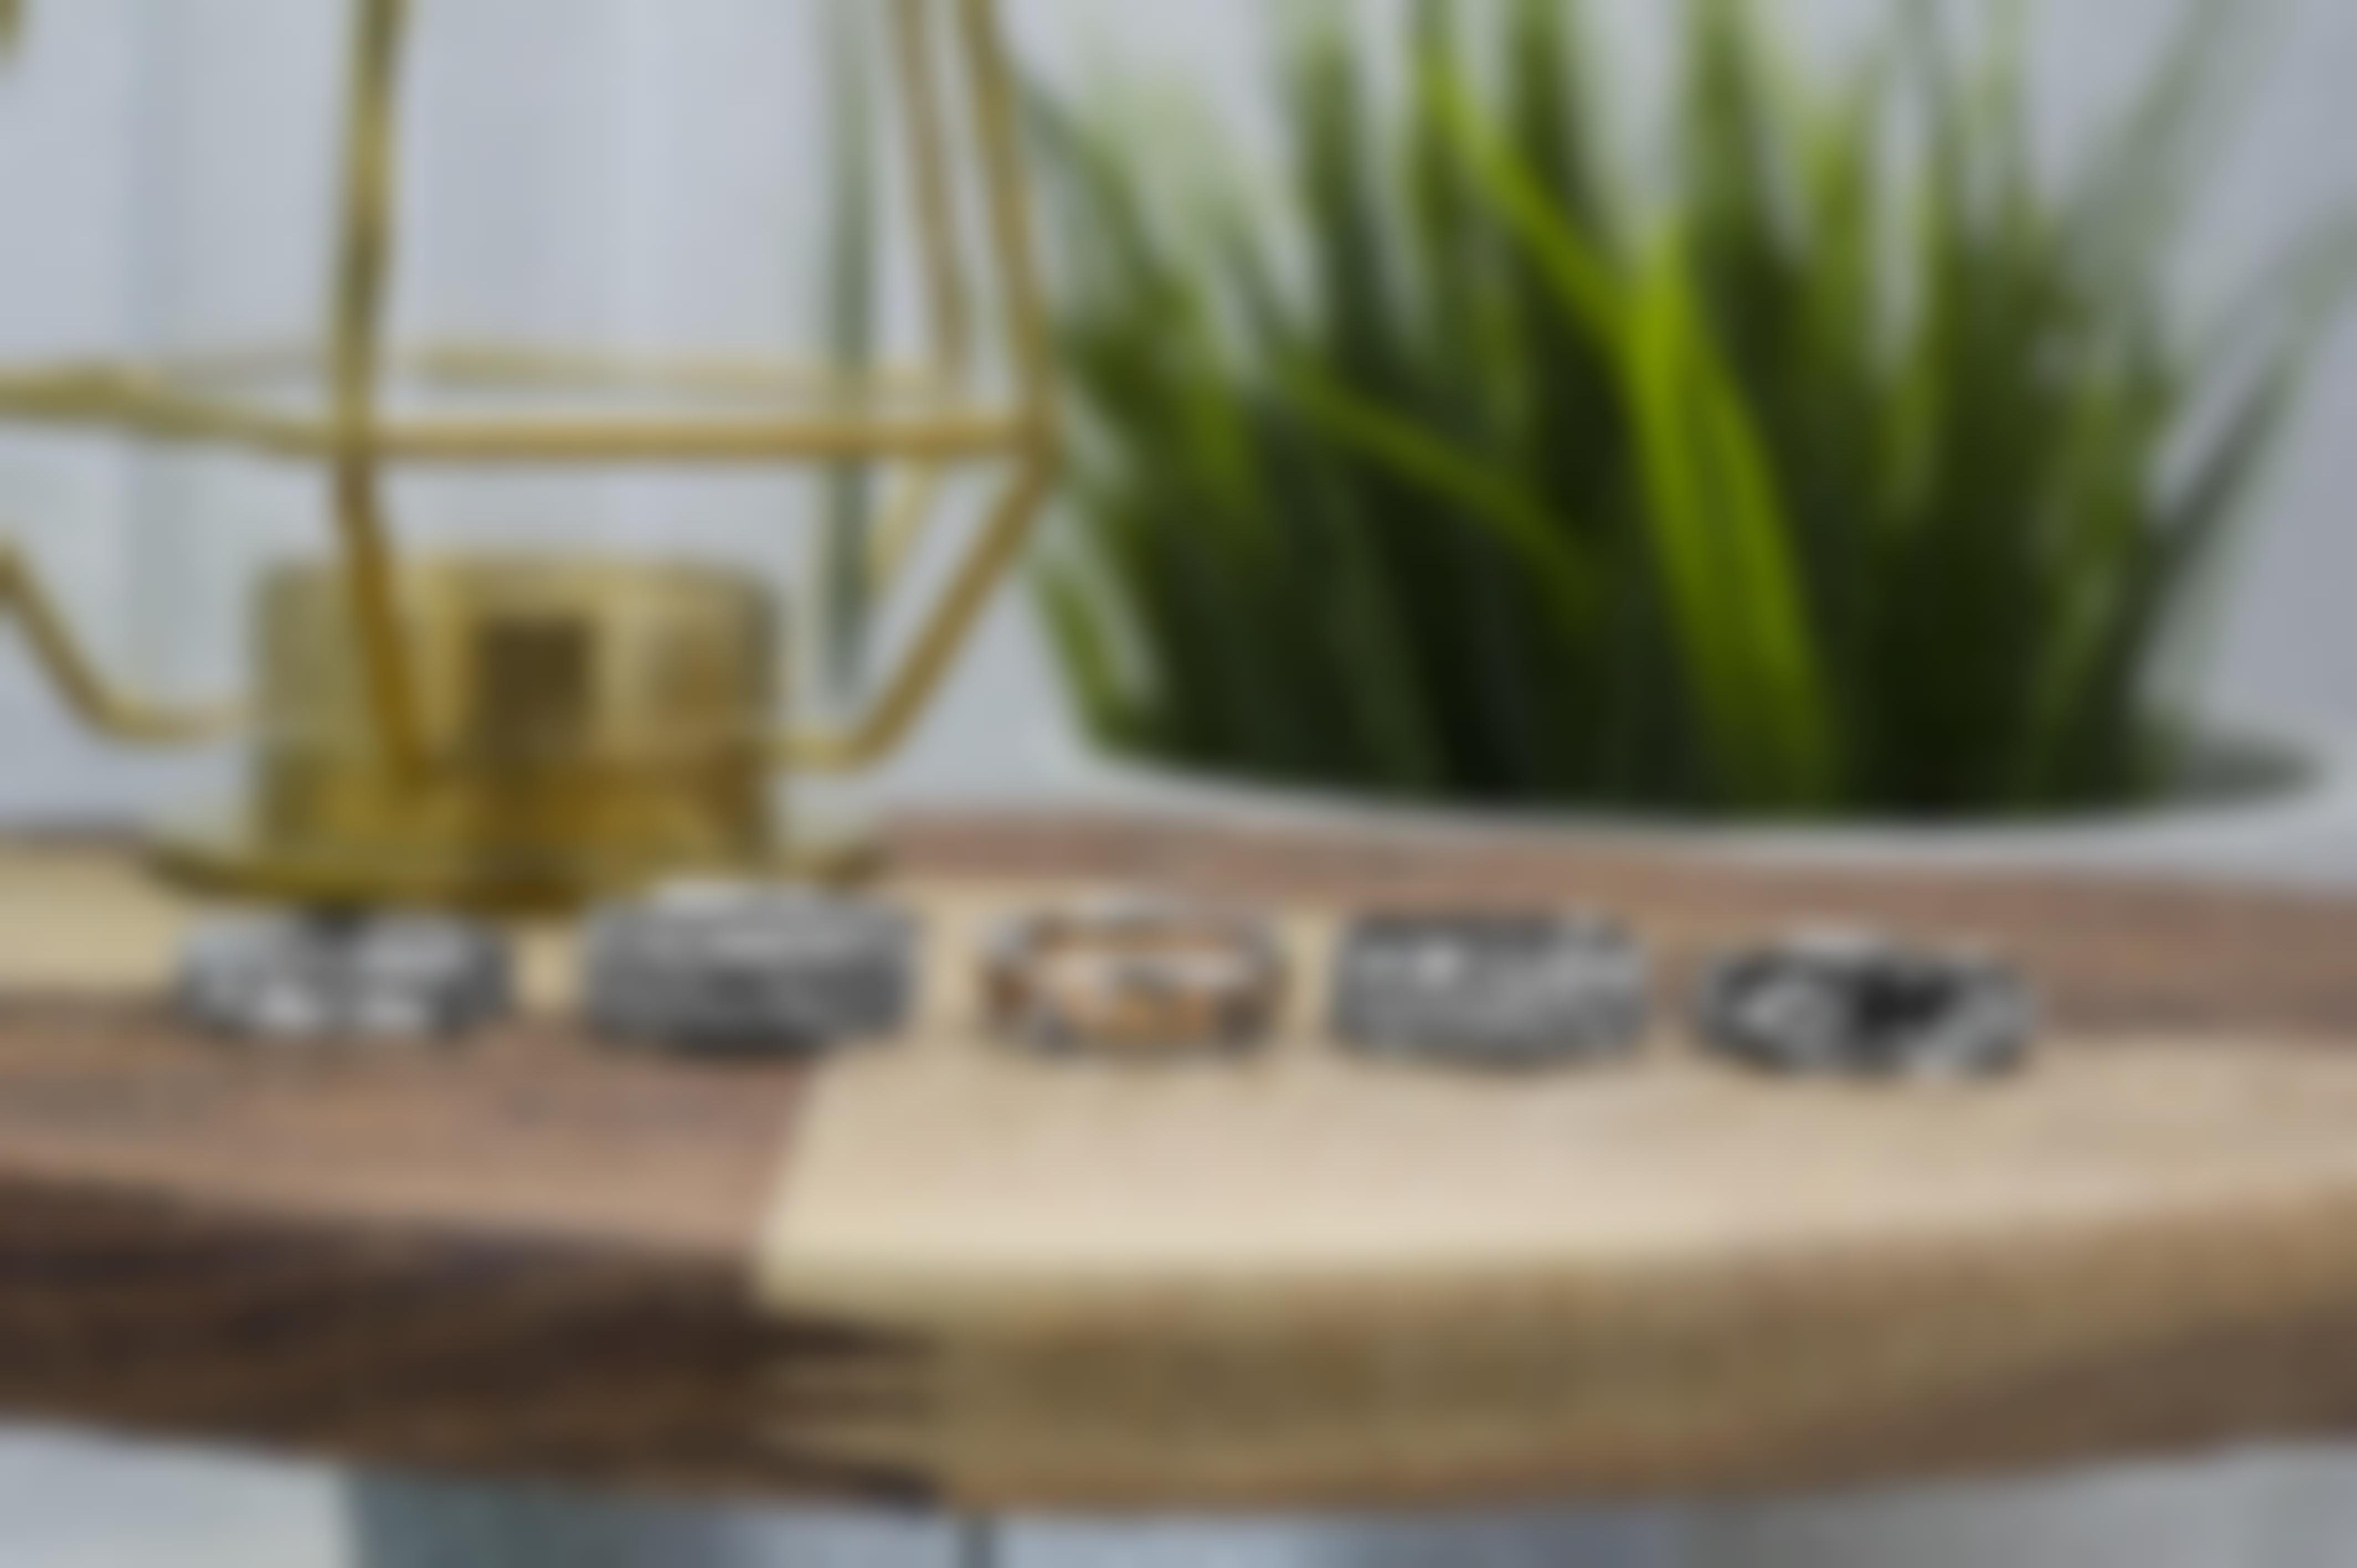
1625,240,1839,807
1433,49,1835,808
1288,365,1601,633
1419,59,1622,346
1024,0,2321,822
1035,556,1144,749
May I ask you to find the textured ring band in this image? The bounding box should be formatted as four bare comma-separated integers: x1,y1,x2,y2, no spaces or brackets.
176,911,511,1047
1696,927,2036,1080
1332,911,1648,1069
983,898,1286,1058
583,882,915,1055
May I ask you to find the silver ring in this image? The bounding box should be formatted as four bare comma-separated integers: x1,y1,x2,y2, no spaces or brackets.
176,911,511,1046
1332,911,1648,1069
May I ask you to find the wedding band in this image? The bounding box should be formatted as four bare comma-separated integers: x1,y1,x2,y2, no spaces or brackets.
1332,911,1648,1069
177,910,511,1046
1696,927,2035,1080
983,896,1285,1058
583,881,915,1055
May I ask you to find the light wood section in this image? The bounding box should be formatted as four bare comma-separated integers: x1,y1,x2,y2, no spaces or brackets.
762,1029,2357,1508
758,813,2357,1509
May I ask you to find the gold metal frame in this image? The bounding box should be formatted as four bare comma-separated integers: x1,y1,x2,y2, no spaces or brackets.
0,0,1055,782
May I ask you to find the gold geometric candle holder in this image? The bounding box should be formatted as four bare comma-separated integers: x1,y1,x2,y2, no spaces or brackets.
0,0,1054,911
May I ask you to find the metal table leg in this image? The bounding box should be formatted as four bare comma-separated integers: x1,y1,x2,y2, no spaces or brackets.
346,1473,949,1568
351,1472,1674,1568
959,1516,1001,1568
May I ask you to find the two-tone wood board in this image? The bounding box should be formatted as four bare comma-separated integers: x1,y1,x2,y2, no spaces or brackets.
2,812,2357,1511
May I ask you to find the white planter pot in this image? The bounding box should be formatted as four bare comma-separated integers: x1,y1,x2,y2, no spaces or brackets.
1043,717,2357,891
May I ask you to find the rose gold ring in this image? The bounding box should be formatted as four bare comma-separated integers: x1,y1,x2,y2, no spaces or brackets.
982,896,1286,1058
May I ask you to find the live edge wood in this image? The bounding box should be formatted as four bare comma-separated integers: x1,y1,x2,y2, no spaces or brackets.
4,814,2357,1508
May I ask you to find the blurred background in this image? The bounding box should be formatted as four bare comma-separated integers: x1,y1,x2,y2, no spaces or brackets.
1,0,2351,826
0,0,2353,1563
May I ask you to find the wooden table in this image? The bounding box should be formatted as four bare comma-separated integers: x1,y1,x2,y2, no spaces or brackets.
6,812,2357,1524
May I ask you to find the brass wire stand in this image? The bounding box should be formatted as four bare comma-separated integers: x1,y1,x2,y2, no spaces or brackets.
0,0,1056,910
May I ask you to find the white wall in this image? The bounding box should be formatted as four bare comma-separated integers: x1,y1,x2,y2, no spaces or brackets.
0,0,2351,819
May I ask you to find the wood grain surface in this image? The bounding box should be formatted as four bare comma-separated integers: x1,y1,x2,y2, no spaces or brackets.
896,812,2357,1037
1,817,2356,1507
0,847,913,1501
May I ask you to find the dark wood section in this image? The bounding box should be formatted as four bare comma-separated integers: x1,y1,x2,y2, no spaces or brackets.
0,1001,795,1258
0,999,923,1502
0,1177,922,1502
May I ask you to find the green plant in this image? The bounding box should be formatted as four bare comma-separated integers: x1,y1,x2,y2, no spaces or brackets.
1031,0,2357,818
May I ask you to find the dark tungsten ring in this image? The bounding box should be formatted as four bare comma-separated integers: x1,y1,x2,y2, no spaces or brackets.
1696,927,2036,1080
